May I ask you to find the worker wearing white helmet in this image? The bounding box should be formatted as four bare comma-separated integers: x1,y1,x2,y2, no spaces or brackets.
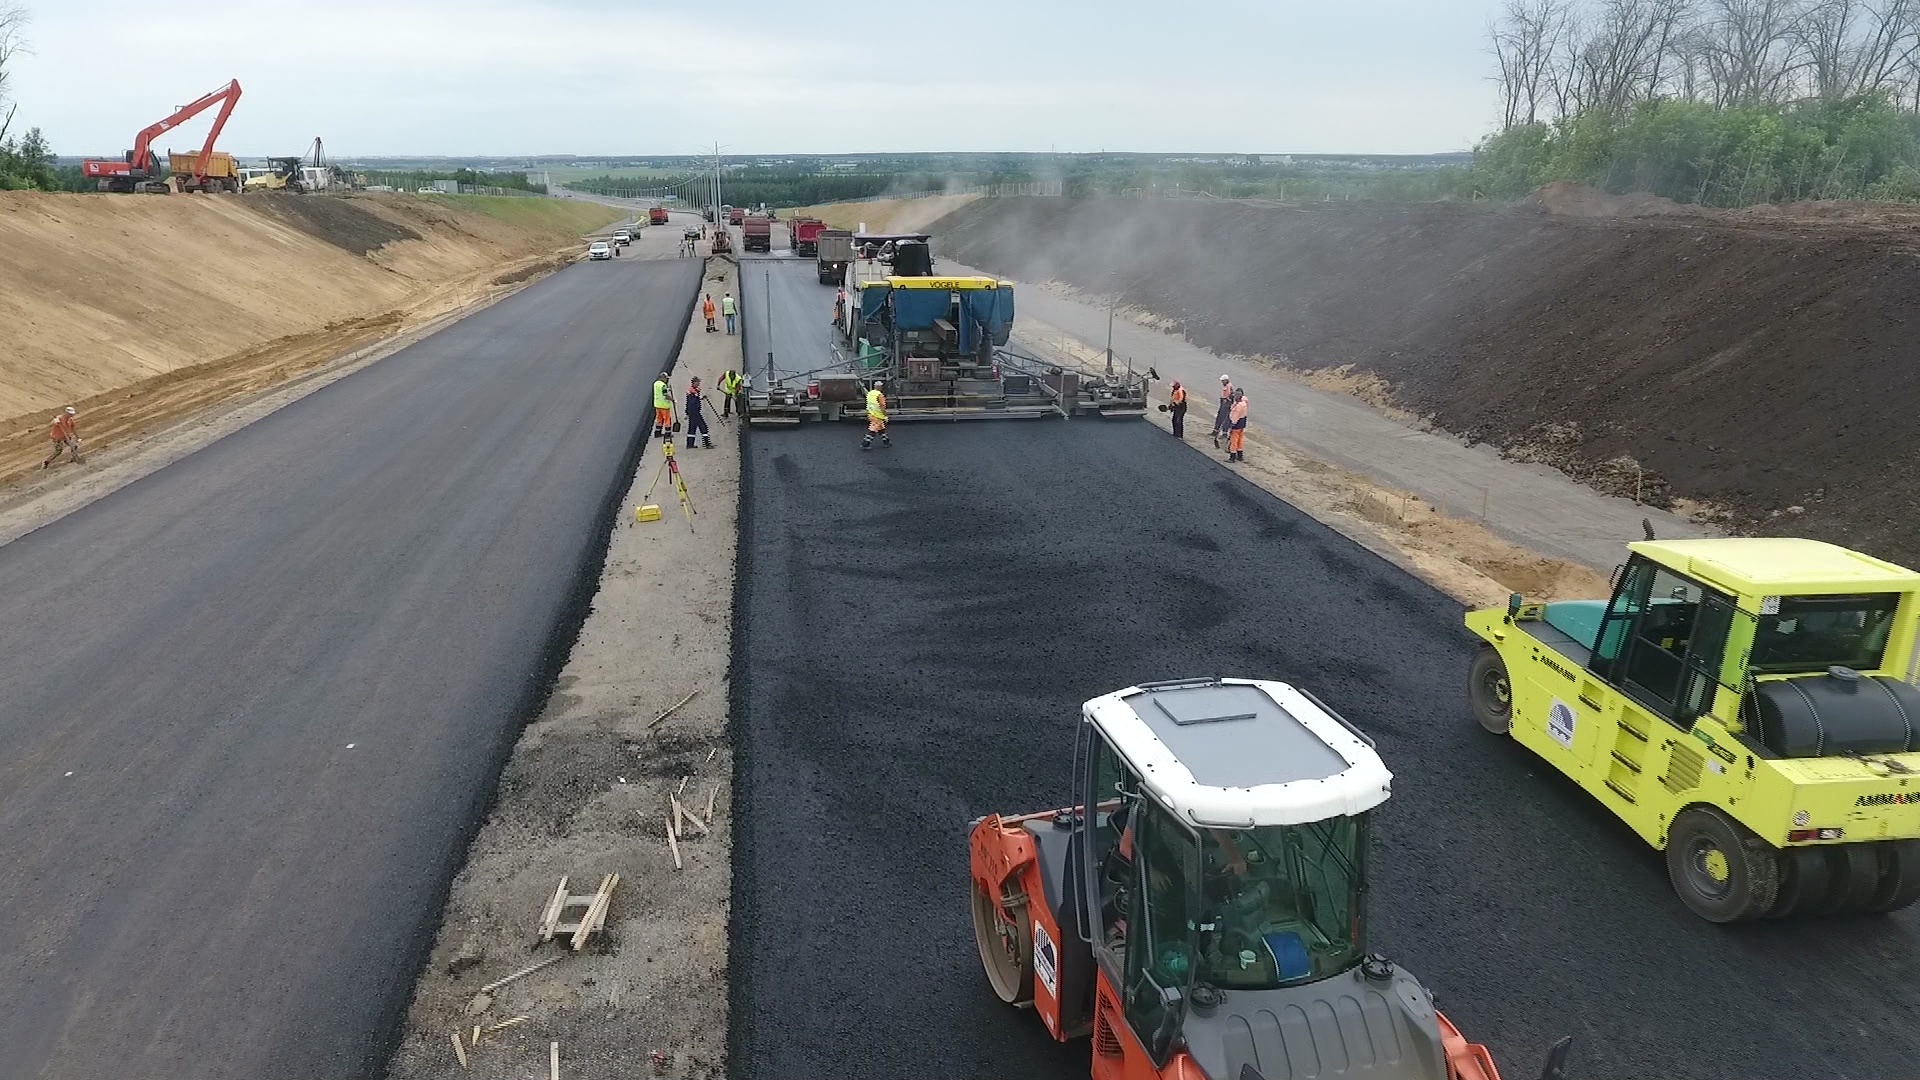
861,378,891,451
42,406,83,469
1211,375,1234,445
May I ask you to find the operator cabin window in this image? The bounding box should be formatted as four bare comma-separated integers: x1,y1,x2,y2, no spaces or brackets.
1610,564,1735,725
1750,594,1900,674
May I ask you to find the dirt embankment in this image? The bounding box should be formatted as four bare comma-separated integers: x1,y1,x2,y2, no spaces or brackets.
0,192,620,483
936,193,1920,564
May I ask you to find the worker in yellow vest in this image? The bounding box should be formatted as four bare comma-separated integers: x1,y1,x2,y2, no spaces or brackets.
652,372,676,439
861,379,891,450
719,369,745,418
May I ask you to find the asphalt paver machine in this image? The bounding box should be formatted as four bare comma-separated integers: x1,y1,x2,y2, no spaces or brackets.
1468,537,1920,922
970,677,1561,1080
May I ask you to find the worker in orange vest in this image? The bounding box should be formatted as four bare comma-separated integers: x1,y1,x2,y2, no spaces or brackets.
833,286,847,326
702,294,718,333
1211,374,1233,445
1167,380,1187,438
1226,388,1249,463
41,406,82,468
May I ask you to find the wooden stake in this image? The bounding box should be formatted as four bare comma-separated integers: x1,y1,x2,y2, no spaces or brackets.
673,793,708,836
704,783,719,822
551,1040,561,1080
479,955,566,995
676,774,691,796
484,1015,530,1034
451,1032,468,1070
472,1024,482,1047
648,689,699,729
666,814,683,870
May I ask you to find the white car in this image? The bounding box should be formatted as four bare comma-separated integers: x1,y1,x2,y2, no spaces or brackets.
588,241,613,261
613,230,632,246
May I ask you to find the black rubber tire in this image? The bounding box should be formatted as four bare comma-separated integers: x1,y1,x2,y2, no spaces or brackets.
1865,840,1920,914
971,877,1032,1005
1768,846,1832,917
1822,844,1884,913
1666,807,1779,923
1468,647,1514,735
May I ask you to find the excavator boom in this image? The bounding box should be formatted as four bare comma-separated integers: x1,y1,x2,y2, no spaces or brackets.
84,80,242,190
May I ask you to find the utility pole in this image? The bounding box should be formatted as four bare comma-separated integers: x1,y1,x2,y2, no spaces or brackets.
1105,297,1116,376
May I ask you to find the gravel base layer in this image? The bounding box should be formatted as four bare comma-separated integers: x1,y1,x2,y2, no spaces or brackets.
731,419,1920,1080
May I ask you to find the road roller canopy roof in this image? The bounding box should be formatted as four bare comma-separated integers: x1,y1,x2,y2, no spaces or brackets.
1631,538,1920,597
1083,678,1392,828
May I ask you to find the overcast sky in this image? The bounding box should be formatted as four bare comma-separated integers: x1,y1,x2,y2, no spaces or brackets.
8,0,1500,157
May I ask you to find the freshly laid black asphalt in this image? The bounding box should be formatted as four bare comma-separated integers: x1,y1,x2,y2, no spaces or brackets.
0,257,699,1079
732,418,1920,1080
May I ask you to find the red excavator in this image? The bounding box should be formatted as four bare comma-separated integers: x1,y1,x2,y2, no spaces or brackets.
82,79,242,194
969,677,1574,1080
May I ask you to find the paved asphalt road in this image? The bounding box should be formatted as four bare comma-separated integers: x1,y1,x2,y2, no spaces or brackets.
0,257,700,1079
732,433,1920,1075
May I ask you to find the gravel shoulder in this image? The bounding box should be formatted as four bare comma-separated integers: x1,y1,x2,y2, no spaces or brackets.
386,245,739,1080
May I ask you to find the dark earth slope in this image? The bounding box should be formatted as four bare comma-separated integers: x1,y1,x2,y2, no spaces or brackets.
733,420,1920,1080
936,195,1920,564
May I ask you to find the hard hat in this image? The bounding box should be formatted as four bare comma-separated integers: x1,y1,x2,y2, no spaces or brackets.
659,372,671,381
1170,380,1181,389
64,406,76,415
1219,374,1230,383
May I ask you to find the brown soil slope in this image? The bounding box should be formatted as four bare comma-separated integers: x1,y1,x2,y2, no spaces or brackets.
0,193,618,481
937,195,1920,563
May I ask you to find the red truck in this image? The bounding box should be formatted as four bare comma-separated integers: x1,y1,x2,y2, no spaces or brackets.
729,207,746,226
742,214,773,252
649,207,669,225
790,217,825,257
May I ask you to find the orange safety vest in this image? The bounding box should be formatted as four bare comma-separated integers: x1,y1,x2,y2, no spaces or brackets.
1170,386,1186,407
49,415,74,442
1219,382,1233,400
702,298,716,319
1229,399,1249,427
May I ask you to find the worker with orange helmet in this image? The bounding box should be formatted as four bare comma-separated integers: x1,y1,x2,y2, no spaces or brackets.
42,406,82,468
1226,388,1249,463
1167,380,1187,438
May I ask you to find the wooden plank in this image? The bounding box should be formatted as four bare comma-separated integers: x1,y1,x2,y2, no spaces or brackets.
704,784,719,823
571,874,619,951
537,877,570,941
665,814,683,870
451,1031,468,1070
550,1040,561,1080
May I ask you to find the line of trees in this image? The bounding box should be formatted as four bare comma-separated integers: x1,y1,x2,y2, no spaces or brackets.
1479,0,1920,203
362,168,546,194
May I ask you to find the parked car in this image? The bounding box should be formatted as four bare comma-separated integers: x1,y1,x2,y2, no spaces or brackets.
589,241,613,261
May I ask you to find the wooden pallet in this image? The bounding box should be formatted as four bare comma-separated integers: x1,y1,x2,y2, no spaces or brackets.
537,874,619,951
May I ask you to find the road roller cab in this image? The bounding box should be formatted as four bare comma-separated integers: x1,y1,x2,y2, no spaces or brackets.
1466,537,1920,922
968,677,1517,1080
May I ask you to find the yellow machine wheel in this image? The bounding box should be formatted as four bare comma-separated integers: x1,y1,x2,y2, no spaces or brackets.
1468,647,1513,735
1666,807,1779,923
971,877,1033,1005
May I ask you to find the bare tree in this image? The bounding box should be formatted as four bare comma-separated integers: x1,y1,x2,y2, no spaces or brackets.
1567,0,1697,114
0,4,26,109
1795,0,1920,98
1493,0,1577,126
1692,0,1812,105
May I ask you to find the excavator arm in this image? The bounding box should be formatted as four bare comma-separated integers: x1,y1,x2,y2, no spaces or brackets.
131,79,243,182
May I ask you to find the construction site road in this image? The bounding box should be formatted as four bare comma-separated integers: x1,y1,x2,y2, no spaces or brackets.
733,417,1920,1080
0,256,700,1080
